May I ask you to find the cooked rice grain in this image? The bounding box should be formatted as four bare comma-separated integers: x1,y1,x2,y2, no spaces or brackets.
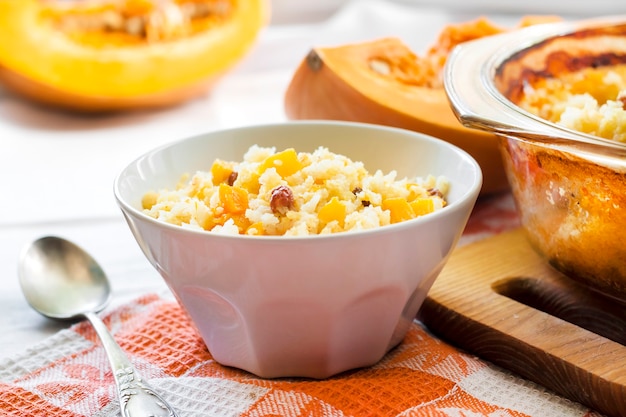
518,65,626,142
142,145,449,236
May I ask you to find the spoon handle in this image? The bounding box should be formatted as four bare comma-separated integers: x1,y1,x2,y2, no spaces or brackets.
84,311,179,417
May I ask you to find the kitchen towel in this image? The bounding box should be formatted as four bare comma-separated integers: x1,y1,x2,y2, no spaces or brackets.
0,291,602,417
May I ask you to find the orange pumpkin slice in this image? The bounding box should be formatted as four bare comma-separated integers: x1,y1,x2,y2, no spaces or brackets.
0,0,268,111
284,17,561,196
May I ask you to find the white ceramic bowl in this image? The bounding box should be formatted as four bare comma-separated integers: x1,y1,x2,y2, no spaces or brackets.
114,121,481,378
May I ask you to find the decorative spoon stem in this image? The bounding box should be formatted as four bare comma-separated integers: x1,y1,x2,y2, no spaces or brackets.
85,311,178,417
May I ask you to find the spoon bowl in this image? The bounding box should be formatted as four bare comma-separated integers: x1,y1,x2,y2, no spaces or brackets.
18,236,178,417
19,236,110,320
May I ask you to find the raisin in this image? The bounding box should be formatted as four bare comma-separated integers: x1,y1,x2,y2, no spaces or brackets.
428,188,443,198
352,187,370,206
270,185,295,214
227,171,238,186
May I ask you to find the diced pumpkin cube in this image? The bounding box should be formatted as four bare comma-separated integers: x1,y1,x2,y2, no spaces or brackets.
141,191,158,209
210,159,236,185
212,212,228,227
199,212,218,231
240,172,260,194
318,196,346,227
219,183,249,214
571,70,619,104
383,197,415,223
259,148,303,178
405,183,424,202
230,213,252,233
246,221,265,236
410,198,435,217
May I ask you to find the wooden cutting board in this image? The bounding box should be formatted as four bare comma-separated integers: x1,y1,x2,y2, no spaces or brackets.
418,228,625,417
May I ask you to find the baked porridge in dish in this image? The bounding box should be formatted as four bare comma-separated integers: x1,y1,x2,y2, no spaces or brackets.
518,65,626,142
142,145,449,236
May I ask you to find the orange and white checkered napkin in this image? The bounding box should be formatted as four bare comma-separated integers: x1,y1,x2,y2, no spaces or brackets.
0,291,603,417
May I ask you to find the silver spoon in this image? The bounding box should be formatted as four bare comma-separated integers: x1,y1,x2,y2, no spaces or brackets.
18,236,178,417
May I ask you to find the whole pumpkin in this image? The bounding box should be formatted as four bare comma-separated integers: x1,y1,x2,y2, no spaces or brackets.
0,0,268,111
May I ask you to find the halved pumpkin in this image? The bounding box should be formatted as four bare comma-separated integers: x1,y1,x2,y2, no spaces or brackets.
284,17,560,196
0,0,268,111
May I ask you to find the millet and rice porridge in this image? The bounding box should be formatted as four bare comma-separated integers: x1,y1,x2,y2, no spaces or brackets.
142,145,449,236
518,64,626,142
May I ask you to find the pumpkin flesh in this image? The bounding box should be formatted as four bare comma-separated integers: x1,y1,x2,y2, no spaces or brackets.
0,0,268,111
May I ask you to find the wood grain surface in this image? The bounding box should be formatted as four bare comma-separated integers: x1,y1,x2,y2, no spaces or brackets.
419,228,625,417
